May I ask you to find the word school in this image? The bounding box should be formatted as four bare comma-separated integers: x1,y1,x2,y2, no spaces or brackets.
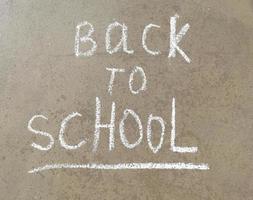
75,14,191,63
27,97,198,154
26,14,210,173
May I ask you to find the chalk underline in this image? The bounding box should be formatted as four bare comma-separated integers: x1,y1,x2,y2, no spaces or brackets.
28,162,209,173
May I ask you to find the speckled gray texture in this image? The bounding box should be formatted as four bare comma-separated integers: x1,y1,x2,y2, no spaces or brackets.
0,0,252,199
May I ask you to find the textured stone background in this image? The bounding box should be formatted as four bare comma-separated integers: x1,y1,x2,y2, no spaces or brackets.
0,0,252,199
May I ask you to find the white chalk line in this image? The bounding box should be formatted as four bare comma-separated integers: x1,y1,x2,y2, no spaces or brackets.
28,162,209,174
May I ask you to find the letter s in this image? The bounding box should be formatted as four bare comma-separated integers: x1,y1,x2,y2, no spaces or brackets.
27,115,54,151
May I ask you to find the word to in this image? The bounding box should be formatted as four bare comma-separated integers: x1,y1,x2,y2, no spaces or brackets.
27,14,210,173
